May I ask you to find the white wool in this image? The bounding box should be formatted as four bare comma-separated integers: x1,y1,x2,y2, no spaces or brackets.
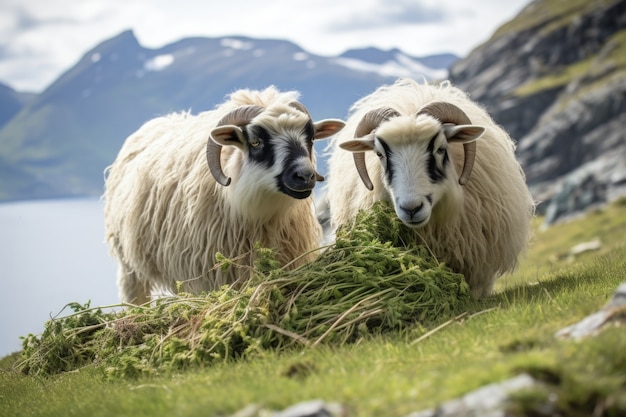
104,86,322,304
327,78,535,297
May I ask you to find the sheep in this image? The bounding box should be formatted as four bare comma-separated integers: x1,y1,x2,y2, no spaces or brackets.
104,86,346,305
326,78,535,297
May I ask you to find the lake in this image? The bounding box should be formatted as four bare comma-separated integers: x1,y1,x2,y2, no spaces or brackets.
0,198,119,357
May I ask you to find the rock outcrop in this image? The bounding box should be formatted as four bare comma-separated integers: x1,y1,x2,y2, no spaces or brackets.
450,0,626,224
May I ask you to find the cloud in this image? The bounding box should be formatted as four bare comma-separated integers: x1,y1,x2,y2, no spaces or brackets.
327,0,447,31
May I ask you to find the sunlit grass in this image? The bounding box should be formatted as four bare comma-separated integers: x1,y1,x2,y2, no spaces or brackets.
499,196,626,290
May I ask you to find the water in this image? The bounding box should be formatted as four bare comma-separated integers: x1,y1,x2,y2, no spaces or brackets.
0,198,119,357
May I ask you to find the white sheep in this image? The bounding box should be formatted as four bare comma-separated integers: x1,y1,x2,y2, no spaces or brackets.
104,86,345,304
326,78,535,297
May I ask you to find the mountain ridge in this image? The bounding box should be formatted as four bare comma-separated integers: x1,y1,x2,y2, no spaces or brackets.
2,0,625,226
0,30,452,202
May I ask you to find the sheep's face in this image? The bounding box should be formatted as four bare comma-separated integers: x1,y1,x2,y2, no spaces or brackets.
211,110,345,200
244,119,318,200
341,115,484,228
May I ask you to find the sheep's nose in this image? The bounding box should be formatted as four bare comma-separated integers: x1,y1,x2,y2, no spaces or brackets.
400,202,424,218
284,165,316,191
292,168,315,183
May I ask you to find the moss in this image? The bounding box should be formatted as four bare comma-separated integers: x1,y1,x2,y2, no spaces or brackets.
514,28,626,99
513,58,594,97
509,327,626,416
492,0,619,40
18,202,469,379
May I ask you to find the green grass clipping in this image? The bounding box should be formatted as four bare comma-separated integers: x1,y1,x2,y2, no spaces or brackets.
19,201,469,378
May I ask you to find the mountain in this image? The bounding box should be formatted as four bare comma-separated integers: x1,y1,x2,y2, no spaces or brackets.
336,48,453,81
0,30,453,202
0,83,34,128
340,48,457,69
449,0,626,224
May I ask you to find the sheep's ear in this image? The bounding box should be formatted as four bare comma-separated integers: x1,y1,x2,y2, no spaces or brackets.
339,137,375,152
313,119,346,139
210,125,246,150
444,124,485,144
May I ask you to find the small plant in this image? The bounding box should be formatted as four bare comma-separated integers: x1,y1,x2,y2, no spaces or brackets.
19,202,470,378
20,302,115,375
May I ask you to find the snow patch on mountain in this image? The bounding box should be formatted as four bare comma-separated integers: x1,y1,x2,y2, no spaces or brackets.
144,54,174,72
221,38,254,50
333,52,447,80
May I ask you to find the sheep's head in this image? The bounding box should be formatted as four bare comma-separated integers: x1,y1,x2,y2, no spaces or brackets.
339,102,485,228
207,103,345,200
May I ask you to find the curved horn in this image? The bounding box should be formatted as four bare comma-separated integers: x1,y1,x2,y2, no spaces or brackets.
416,102,476,186
352,107,400,191
288,101,311,117
206,105,264,186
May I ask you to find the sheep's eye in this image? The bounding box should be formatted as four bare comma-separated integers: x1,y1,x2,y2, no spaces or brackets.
250,138,261,148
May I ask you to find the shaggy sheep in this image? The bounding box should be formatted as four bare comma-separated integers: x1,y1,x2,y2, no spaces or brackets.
104,86,345,304
326,78,535,297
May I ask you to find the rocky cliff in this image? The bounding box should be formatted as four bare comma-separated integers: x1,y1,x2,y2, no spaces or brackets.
450,0,626,224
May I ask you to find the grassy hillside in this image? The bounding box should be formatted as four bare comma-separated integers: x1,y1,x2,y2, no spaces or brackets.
499,197,626,288
1,199,626,416
493,0,621,40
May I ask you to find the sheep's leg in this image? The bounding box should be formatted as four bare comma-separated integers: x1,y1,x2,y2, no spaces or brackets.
117,265,151,305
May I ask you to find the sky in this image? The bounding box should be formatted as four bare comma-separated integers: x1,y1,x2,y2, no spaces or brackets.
0,0,530,93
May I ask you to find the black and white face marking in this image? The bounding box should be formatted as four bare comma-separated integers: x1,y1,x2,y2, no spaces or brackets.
340,114,482,228
426,132,449,183
372,125,452,229
209,108,344,212
243,120,317,199
245,124,276,168
373,137,394,185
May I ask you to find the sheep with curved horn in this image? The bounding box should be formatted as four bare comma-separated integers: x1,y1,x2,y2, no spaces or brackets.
104,86,345,304
326,78,535,297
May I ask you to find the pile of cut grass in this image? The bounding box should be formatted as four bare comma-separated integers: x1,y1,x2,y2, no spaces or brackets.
19,201,470,379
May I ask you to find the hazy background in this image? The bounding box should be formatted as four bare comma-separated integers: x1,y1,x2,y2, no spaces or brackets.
0,199,118,355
